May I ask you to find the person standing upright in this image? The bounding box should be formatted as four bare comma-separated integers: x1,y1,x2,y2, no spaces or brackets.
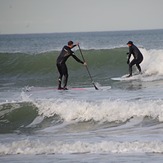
127,41,143,77
56,41,86,90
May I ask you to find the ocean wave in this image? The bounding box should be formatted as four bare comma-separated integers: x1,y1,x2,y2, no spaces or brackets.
1,48,163,75
1,139,163,155
35,98,163,122
0,47,163,87
141,48,163,76
1,97,163,133
0,102,38,133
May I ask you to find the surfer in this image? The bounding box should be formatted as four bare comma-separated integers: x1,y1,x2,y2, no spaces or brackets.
56,41,86,90
126,41,143,77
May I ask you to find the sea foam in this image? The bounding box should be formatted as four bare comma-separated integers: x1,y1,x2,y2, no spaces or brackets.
1,139,163,155
34,98,163,122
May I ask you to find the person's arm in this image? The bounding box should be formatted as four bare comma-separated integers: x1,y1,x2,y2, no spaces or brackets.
72,54,84,64
127,47,132,64
71,43,79,49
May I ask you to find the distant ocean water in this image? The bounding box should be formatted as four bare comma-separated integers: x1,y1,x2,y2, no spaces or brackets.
0,29,163,163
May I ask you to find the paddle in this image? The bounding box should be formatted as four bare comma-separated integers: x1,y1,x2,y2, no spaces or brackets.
78,45,98,90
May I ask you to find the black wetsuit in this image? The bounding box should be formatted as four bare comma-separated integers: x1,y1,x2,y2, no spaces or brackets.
127,44,143,76
56,45,84,89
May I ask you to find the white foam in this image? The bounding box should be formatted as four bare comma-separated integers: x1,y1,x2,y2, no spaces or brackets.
140,48,163,80
1,140,163,155
34,99,163,122
26,116,44,127
20,91,32,102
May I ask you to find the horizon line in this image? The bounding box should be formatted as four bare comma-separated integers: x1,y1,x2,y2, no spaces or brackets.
0,28,163,35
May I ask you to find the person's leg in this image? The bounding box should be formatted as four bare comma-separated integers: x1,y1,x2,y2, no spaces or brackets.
62,64,68,89
128,59,137,77
136,64,142,73
136,58,143,73
57,64,63,89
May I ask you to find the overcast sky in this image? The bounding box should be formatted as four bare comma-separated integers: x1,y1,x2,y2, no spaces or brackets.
0,0,163,34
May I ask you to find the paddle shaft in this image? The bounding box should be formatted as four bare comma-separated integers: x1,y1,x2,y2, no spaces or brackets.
78,45,98,90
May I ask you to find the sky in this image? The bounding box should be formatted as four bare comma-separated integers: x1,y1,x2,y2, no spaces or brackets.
0,0,163,34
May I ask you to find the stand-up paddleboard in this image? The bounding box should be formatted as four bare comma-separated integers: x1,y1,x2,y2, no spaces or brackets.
24,86,87,92
111,74,141,81
24,86,111,92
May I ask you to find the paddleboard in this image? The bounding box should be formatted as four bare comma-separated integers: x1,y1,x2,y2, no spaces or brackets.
24,86,111,92
111,74,141,81
24,87,87,92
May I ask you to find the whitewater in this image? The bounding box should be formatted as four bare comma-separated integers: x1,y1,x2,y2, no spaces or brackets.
0,29,163,163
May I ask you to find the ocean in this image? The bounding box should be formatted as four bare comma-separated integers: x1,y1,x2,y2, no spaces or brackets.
0,29,163,163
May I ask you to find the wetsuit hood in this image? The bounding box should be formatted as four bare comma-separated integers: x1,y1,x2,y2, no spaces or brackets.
127,41,133,45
